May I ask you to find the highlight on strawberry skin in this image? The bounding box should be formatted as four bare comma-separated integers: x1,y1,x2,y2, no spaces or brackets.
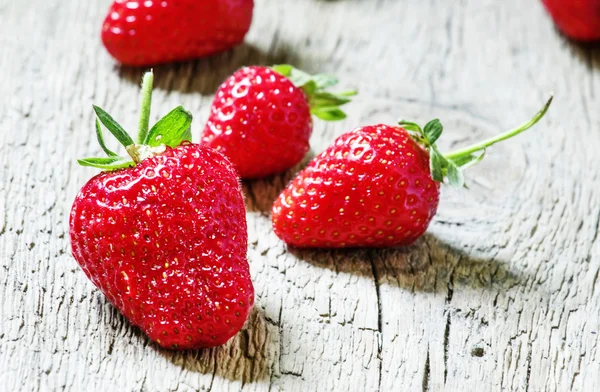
70,71,254,350
271,96,554,249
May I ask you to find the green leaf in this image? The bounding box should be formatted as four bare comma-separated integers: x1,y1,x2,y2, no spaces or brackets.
313,74,339,89
423,119,443,145
409,134,426,145
446,160,465,187
429,150,445,182
144,106,193,148
311,107,347,121
288,68,314,88
449,149,486,169
429,145,450,182
271,64,293,77
310,92,352,108
95,119,118,157
77,156,135,171
398,121,423,135
271,65,356,120
301,80,318,97
93,105,135,148
336,90,358,97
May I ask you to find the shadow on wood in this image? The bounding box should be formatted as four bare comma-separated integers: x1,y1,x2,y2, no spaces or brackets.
242,150,315,215
288,233,525,294
160,307,275,384
116,42,302,95
560,35,600,71
96,298,276,383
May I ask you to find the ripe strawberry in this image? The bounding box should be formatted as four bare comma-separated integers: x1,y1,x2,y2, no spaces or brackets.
70,72,254,349
101,0,254,66
542,0,600,41
201,65,356,179
272,97,554,248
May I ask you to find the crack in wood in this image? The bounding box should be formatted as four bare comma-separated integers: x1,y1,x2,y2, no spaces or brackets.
525,341,533,392
443,313,451,384
369,251,383,392
422,350,431,392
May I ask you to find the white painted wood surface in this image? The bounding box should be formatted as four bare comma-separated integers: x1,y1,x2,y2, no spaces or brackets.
1,0,599,391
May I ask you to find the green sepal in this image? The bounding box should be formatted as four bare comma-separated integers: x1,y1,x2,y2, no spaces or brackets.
95,119,118,157
400,119,462,186
423,119,443,145
271,64,293,77
77,156,135,171
144,106,193,147
93,105,135,148
302,81,318,97
449,149,486,170
336,90,358,97
275,65,313,88
272,64,355,122
398,120,423,135
313,74,339,90
446,160,465,188
429,149,446,182
311,107,347,121
310,92,353,108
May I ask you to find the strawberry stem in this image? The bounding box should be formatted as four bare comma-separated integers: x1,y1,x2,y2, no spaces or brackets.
444,95,553,161
81,71,193,171
400,95,554,187
137,70,154,144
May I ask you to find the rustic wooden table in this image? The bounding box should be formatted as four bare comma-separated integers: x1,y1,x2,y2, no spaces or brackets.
2,0,599,391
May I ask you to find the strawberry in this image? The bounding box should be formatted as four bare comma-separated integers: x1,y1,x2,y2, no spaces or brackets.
272,97,554,248
200,65,356,179
542,0,600,41
70,72,254,349
101,0,254,66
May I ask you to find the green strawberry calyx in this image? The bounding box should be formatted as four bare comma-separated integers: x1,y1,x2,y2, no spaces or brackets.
399,95,554,187
78,71,193,171
272,64,357,122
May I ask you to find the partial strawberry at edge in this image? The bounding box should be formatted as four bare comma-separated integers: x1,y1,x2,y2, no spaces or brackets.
201,65,356,179
70,71,254,349
102,0,254,66
542,0,600,41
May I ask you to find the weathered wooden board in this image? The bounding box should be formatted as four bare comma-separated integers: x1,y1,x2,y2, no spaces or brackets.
1,0,599,391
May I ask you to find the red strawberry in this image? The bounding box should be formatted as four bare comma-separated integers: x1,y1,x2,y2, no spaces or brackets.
70,72,254,349
272,97,554,248
201,65,356,179
101,0,254,66
542,0,600,41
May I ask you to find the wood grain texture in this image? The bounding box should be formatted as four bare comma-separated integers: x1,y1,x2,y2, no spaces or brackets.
1,0,599,391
